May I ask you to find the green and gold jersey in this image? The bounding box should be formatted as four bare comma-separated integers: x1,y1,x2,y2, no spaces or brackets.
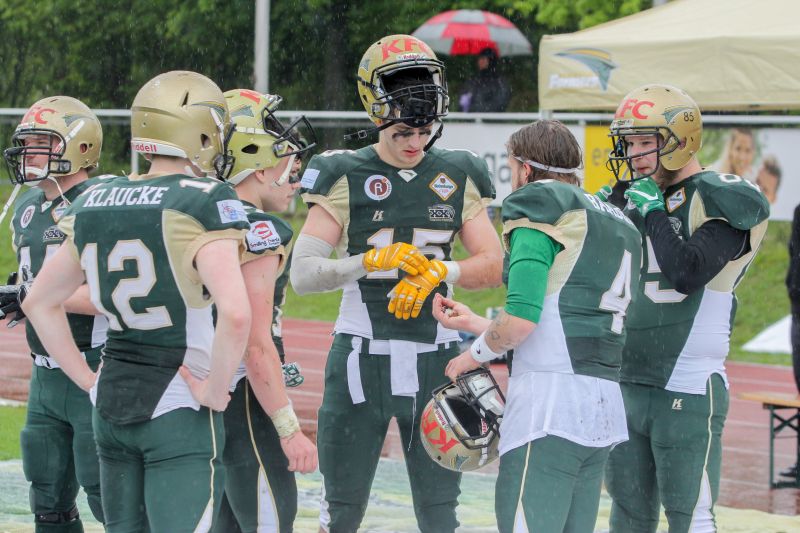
272,244,293,362
301,146,494,344
11,177,114,358
502,180,642,381
301,145,494,343
58,173,249,424
622,171,769,393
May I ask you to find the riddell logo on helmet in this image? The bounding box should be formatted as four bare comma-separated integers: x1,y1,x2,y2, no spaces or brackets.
132,142,159,153
615,98,654,119
381,38,426,60
22,105,56,125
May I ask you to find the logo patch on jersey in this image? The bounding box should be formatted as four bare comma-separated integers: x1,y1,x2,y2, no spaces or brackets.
246,220,282,252
666,187,685,212
398,169,417,182
40,200,52,213
364,175,392,201
372,210,384,222
300,168,320,189
216,199,247,224
668,217,683,235
428,204,455,222
42,225,65,242
52,201,68,222
20,205,35,228
671,398,683,410
429,173,457,201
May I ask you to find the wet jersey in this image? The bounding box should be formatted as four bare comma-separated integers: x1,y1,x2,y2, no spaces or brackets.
11,178,112,357
622,171,769,393
231,201,292,385
58,173,249,424
502,180,642,381
301,145,494,344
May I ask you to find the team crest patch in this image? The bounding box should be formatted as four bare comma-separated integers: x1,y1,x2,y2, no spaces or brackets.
216,199,247,223
668,217,683,235
43,225,65,242
20,205,35,228
666,188,686,212
429,173,457,201
428,204,455,222
52,201,68,222
364,175,392,201
246,220,282,252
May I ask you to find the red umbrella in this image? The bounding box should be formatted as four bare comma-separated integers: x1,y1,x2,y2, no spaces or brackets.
412,9,533,57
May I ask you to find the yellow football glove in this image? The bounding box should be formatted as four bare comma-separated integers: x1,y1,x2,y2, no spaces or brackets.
388,260,448,320
363,242,430,276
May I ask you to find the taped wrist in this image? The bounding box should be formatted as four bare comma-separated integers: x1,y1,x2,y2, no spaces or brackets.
470,331,504,363
270,404,301,438
441,260,461,283
289,233,368,294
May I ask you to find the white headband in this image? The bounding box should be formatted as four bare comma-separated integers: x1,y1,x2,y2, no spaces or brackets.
514,155,580,174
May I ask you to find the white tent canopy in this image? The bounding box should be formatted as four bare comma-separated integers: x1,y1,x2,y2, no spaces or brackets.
538,0,800,111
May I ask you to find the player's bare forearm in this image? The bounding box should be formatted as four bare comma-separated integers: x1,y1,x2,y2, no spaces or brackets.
245,334,292,415
456,208,503,289
62,284,101,315
454,249,503,289
483,309,536,354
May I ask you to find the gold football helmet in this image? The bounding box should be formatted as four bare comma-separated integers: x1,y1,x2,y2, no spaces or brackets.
3,96,102,185
608,84,702,181
224,89,316,185
356,34,448,130
131,71,233,179
420,368,504,472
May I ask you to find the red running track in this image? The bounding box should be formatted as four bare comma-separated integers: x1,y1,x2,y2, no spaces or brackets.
1,318,798,515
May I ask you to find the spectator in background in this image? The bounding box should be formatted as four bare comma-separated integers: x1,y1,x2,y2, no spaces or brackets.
756,155,781,204
782,203,800,479
713,127,756,182
458,47,511,113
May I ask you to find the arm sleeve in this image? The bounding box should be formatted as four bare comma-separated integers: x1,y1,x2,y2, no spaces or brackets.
289,234,367,295
644,210,749,294
608,180,630,209
504,227,561,323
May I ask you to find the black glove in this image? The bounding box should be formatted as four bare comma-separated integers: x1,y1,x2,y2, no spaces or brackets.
0,269,30,328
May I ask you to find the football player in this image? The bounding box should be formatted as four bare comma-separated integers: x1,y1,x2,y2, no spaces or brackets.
2,96,109,532
437,120,642,532
289,34,503,532
22,71,252,533
603,85,770,532
211,89,317,533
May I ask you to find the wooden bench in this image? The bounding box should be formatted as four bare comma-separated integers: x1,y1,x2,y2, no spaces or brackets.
739,392,800,489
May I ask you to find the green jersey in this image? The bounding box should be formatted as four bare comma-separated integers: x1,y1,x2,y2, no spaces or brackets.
622,171,769,393
301,145,494,344
59,173,249,424
272,244,293,361
11,177,114,357
501,180,642,381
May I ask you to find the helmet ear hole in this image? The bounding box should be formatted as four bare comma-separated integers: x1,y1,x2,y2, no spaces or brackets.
200,134,211,149
180,91,190,108
241,144,258,155
80,143,89,154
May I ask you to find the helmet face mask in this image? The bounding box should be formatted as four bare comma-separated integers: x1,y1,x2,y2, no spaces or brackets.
260,104,317,161
607,84,702,182
4,96,103,185
421,368,505,472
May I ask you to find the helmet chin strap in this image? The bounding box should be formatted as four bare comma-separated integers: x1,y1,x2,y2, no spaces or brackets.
272,154,297,187
45,175,71,206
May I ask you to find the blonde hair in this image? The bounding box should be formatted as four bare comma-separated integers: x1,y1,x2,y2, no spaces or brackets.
718,127,754,175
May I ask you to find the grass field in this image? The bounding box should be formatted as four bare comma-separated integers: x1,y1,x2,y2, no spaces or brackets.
0,406,25,461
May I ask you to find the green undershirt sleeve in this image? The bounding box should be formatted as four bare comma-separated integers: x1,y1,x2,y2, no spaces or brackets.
504,227,561,324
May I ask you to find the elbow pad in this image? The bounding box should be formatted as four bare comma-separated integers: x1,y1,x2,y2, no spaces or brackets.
290,234,368,294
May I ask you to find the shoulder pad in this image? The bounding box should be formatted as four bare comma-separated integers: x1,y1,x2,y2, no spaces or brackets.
502,181,577,225
692,171,770,230
300,148,365,195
